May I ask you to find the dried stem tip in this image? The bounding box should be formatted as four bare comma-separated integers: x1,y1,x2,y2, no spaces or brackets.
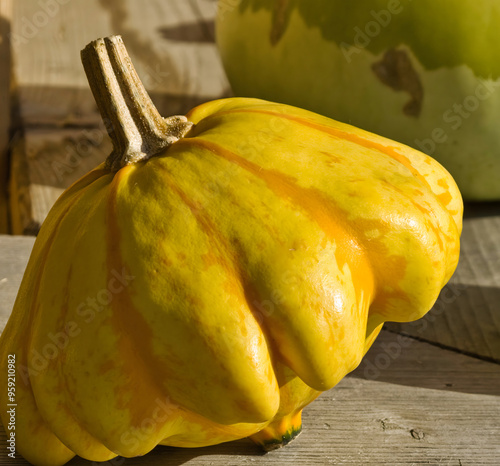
81,35,193,171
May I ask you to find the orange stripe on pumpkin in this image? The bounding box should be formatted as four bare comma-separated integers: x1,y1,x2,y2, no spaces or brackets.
176,137,375,309
27,168,110,383
151,162,281,387
106,167,178,441
205,108,432,192
11,170,112,458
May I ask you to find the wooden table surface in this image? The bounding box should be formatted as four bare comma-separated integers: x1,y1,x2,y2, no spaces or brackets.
0,1,499,464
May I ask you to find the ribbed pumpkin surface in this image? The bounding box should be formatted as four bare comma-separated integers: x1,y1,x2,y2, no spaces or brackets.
0,97,462,465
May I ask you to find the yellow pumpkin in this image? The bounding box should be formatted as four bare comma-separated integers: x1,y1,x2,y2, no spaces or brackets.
0,36,462,465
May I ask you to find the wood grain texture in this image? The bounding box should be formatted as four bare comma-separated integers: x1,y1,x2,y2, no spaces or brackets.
0,235,35,331
387,202,500,363
11,0,228,127
0,0,12,233
0,330,498,465
9,129,112,234
8,0,229,235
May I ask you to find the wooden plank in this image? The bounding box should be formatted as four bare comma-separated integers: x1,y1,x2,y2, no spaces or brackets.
8,0,229,235
0,235,35,331
9,129,112,235
11,0,229,128
0,0,13,233
0,328,498,465
387,202,500,363
8,135,32,235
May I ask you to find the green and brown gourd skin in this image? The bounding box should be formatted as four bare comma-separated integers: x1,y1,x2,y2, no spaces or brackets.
0,34,462,465
217,0,500,199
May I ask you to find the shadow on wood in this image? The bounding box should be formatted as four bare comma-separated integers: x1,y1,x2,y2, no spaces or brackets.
386,284,500,365
157,20,215,43
14,85,216,129
0,12,12,233
67,439,263,466
352,326,500,397
463,201,500,219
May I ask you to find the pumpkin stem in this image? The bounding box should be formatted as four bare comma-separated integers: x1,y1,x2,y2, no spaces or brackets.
81,35,193,170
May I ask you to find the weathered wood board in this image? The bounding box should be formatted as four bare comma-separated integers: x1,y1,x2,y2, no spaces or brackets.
0,235,35,331
11,0,227,128
9,129,112,234
8,0,230,235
